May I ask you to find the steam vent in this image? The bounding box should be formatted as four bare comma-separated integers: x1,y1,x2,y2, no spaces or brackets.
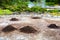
0,15,60,40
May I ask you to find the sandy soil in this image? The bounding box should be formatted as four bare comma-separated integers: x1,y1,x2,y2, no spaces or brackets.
0,15,60,40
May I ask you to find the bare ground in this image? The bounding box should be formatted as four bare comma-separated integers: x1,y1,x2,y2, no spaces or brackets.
0,15,60,40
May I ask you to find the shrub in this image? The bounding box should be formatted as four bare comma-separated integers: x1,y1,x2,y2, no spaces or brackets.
46,2,55,6
48,9,59,13
0,1,47,14
30,6,47,13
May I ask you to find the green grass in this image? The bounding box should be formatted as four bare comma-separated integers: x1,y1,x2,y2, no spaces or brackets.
0,9,12,15
50,12,60,16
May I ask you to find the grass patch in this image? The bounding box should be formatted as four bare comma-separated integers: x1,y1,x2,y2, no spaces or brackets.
0,9,12,15
50,12,60,16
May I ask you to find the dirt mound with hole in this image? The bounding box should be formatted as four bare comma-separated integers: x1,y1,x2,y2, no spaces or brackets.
10,18,19,21
31,17,40,19
2,25,16,33
48,24,60,29
20,26,37,33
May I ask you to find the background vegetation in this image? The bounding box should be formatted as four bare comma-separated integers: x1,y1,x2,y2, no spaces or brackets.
0,0,60,15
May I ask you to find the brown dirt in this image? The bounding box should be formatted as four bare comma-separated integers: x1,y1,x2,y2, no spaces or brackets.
20,26,37,34
48,24,60,29
2,25,16,33
10,18,19,21
31,17,41,19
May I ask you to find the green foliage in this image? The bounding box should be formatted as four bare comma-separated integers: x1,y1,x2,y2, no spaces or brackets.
0,9,12,15
1,1,47,13
46,0,60,4
46,2,55,6
48,9,60,16
0,9,4,15
50,12,60,16
30,6,47,13
2,2,28,12
3,9,12,15
47,9,59,13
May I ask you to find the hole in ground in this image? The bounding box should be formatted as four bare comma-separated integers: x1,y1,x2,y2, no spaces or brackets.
2,25,16,32
31,17,40,19
20,26,37,33
48,24,60,29
10,18,19,21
